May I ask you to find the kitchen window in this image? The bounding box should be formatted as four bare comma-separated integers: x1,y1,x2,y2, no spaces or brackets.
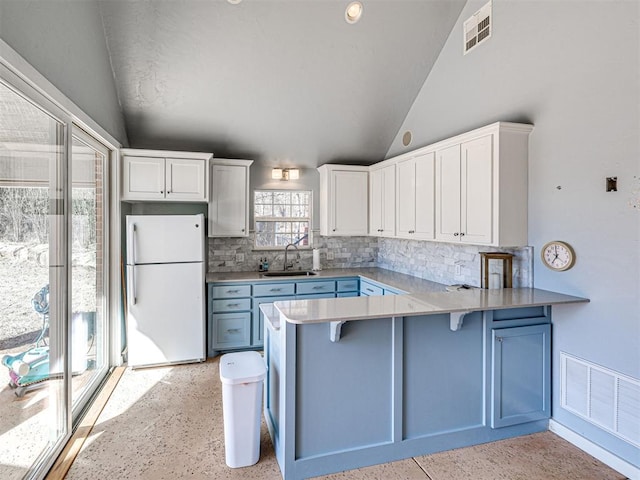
254,190,311,249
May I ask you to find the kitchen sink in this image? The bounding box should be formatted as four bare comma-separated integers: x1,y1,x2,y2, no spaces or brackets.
262,270,318,277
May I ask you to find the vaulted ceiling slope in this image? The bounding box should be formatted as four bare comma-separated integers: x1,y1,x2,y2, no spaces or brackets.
98,0,465,167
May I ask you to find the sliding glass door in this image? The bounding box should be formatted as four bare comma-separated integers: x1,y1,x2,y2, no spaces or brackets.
0,66,114,479
70,129,110,415
0,74,68,479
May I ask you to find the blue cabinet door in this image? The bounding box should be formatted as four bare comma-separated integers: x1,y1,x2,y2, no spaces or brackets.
491,323,551,428
253,295,296,347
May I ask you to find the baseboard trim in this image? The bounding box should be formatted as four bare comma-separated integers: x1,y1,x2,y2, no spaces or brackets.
549,419,639,480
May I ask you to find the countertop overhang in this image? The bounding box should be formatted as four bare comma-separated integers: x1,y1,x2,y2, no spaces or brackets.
207,267,589,328
274,287,589,325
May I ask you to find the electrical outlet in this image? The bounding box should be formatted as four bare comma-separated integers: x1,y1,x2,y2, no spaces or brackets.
235,253,244,263
455,264,462,276
326,251,335,261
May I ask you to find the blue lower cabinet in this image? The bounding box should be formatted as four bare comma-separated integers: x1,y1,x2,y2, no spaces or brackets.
253,295,296,347
265,308,554,480
491,323,551,428
360,280,383,296
211,312,251,350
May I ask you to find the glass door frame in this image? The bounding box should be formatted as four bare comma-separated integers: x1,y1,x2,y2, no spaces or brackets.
70,126,112,419
1,40,123,479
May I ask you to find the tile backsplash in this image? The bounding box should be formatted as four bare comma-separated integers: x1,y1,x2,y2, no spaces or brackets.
207,233,533,288
207,233,377,273
377,238,533,288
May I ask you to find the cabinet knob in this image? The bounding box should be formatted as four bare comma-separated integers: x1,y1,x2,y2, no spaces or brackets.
460,232,465,237
160,190,164,194
241,228,245,232
333,229,336,232
453,232,459,236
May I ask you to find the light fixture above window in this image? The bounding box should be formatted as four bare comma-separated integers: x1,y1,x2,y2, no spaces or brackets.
272,168,299,181
345,1,363,24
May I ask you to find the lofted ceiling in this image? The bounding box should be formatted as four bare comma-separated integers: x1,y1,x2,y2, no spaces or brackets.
98,0,466,167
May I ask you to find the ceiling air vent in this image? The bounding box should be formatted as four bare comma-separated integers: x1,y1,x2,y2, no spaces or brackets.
463,1,492,55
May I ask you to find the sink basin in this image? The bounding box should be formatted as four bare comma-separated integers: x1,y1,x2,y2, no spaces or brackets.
262,270,318,277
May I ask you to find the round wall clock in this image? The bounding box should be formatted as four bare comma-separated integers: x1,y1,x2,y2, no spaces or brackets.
541,241,576,271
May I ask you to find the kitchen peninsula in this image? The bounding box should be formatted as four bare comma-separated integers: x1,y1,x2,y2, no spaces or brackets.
257,272,588,480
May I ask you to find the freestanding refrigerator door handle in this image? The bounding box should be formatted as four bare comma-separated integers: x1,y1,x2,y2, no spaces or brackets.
129,223,137,305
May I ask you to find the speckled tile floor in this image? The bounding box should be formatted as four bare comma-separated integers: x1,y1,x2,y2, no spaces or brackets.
64,358,627,480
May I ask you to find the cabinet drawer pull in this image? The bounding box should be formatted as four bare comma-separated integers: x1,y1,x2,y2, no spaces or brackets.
366,288,374,293
227,328,241,334
496,336,503,342
227,289,240,294
312,286,325,290
227,303,240,308
270,288,282,292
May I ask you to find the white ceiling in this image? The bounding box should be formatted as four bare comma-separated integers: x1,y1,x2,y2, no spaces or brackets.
98,0,466,167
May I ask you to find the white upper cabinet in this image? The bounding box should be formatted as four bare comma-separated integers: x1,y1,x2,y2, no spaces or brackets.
208,159,253,237
434,123,532,246
318,165,368,236
121,149,212,202
396,152,435,240
369,164,395,237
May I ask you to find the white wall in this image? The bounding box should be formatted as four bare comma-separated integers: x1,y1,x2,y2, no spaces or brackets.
387,0,639,467
0,0,127,144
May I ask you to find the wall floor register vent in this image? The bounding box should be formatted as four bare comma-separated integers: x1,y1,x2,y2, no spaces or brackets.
561,352,640,448
464,0,492,55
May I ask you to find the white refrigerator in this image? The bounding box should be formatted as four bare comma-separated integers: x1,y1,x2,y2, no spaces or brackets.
126,214,206,368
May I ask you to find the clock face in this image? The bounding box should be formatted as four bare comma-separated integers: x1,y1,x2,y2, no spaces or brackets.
541,241,575,271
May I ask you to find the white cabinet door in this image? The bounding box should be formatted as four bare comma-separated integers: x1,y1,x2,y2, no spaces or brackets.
209,162,250,237
166,158,206,201
435,144,462,242
369,168,383,235
396,153,434,240
122,156,165,200
333,170,368,235
380,165,396,236
413,152,435,240
369,165,395,236
396,158,416,238
461,135,493,245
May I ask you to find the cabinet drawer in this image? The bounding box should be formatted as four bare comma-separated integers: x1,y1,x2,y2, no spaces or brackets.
296,293,335,300
360,281,383,296
211,284,251,299
337,291,359,298
337,279,359,292
212,298,252,313
213,312,251,348
253,282,296,297
296,280,336,295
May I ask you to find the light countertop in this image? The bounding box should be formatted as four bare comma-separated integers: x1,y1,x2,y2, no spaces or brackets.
206,267,447,293
274,288,589,325
206,267,589,325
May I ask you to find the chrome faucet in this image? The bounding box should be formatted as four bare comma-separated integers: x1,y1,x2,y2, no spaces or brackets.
284,243,299,271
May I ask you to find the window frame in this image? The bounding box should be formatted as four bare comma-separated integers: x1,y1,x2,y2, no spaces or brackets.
253,188,313,250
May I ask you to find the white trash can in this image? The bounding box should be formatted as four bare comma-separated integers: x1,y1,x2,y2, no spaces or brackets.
219,351,267,468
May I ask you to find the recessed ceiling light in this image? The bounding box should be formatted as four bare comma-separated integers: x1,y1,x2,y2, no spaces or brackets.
345,1,363,24
228,0,242,4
